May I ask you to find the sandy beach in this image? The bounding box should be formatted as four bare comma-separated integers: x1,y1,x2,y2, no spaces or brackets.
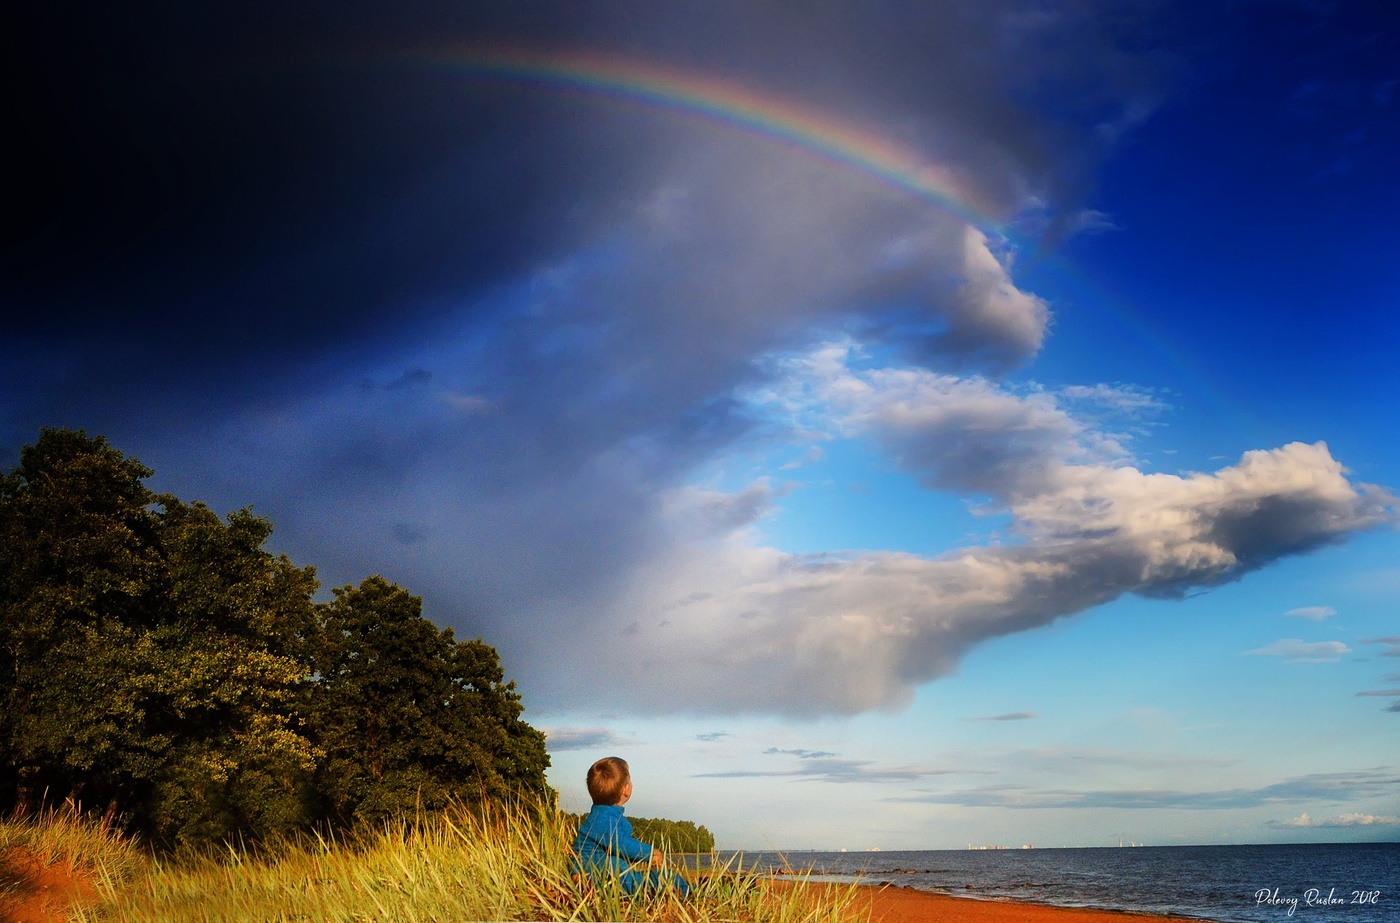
847,881,1217,923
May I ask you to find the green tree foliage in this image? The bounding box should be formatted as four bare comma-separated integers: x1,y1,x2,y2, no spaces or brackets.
628,816,716,853
141,499,321,846
0,428,549,849
307,576,550,827
0,429,163,814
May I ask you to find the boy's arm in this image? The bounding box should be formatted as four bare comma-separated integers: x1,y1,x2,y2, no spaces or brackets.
611,817,656,864
612,834,655,864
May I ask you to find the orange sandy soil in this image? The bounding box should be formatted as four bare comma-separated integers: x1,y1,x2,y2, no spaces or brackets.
0,849,97,923
856,883,1220,923
787,879,1221,923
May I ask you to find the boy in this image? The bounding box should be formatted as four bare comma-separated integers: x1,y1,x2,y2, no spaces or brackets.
572,756,691,897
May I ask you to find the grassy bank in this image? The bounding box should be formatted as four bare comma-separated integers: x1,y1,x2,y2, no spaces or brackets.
2,803,861,923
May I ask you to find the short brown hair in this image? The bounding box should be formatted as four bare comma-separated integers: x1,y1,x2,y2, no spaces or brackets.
586,756,630,805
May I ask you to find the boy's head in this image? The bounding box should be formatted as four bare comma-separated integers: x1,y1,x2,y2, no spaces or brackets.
586,756,632,806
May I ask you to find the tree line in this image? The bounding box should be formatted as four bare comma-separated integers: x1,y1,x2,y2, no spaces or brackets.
625,816,716,854
0,428,551,849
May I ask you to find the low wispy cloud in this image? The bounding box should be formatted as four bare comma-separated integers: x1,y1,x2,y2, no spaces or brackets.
695,758,959,784
894,769,1400,810
1356,685,1400,714
695,732,732,742
765,747,839,760
1057,383,1168,416
970,712,1038,721
1271,812,1400,829
1285,606,1337,621
1246,640,1351,663
1363,637,1400,657
543,727,630,752
778,445,826,472
384,367,433,391
924,746,1231,777
1062,208,1121,236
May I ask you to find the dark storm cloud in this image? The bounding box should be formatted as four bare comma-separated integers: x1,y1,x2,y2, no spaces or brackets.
3,0,1196,446
3,3,795,441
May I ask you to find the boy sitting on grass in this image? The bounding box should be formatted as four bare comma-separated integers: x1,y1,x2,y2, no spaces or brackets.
572,756,691,897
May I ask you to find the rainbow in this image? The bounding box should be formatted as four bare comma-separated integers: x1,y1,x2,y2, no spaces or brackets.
405,46,1245,431
415,47,1000,229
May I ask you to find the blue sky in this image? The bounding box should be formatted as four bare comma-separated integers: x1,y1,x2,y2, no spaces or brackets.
4,1,1398,849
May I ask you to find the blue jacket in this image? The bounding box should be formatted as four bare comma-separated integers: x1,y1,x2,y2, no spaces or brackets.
572,804,653,878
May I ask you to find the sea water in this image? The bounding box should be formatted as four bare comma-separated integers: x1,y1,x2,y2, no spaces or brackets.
703,843,1397,923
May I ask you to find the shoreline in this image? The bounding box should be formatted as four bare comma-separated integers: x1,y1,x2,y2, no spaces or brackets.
782,878,1223,923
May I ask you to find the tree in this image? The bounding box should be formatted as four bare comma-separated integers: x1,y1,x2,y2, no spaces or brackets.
0,429,317,846
141,498,320,845
306,576,550,827
626,816,716,853
0,428,166,815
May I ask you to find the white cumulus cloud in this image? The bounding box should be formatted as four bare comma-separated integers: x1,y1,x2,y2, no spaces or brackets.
520,349,1392,715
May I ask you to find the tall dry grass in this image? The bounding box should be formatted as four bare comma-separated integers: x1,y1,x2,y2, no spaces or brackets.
1,803,142,905
3,800,863,923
